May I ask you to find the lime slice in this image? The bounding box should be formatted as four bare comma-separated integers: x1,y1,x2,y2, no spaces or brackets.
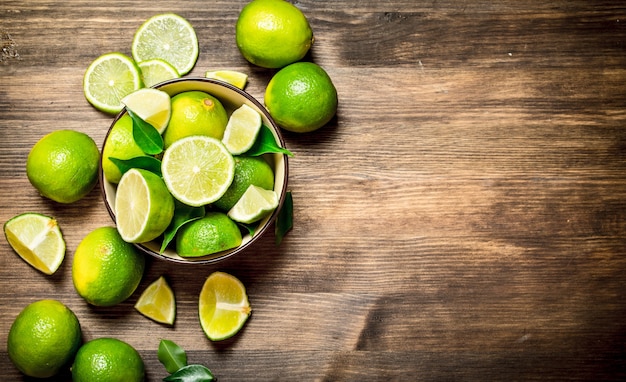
134,276,176,325
161,136,235,207
138,58,180,88
83,52,143,114
132,13,199,76
221,104,262,155
3,213,65,275
205,70,248,89
228,185,278,224
115,168,175,243
199,272,251,341
121,88,172,134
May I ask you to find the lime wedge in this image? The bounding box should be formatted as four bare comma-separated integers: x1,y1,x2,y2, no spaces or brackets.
222,104,262,155
115,168,175,243
205,70,248,89
121,88,172,134
3,213,65,275
228,185,278,224
83,52,143,114
161,136,235,207
199,272,251,341
138,58,180,88
132,13,199,76
134,276,176,325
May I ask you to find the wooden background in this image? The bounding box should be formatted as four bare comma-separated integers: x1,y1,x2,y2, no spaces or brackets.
2,1,626,380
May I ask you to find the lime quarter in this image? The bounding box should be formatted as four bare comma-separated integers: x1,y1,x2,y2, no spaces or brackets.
221,104,262,155
134,276,176,325
121,88,172,134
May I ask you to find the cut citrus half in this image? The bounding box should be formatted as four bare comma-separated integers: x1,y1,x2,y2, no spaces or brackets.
161,136,235,207
83,52,143,114
205,70,248,89
3,213,65,275
222,104,262,155
138,58,180,88
228,185,279,224
199,271,251,341
134,276,176,325
115,168,175,243
132,13,199,76
121,88,172,134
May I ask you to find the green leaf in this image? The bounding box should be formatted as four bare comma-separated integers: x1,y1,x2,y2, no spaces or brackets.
246,124,293,157
275,191,293,245
158,339,188,374
237,221,257,237
163,364,215,382
109,155,162,178
160,201,205,253
128,109,164,155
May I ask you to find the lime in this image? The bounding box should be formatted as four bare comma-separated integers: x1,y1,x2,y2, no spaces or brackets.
176,212,242,257
72,227,145,307
138,58,180,87
236,0,313,68
265,61,338,132
121,88,171,134
205,70,248,89
228,185,278,224
7,300,81,378
161,136,235,207
213,156,274,212
3,213,65,275
101,114,145,184
72,338,145,382
27,129,100,203
83,52,143,114
115,168,175,243
132,13,198,76
134,275,176,325
199,271,251,341
163,91,229,147
222,104,262,155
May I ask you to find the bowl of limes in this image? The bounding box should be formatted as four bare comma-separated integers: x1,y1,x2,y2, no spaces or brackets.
100,77,290,264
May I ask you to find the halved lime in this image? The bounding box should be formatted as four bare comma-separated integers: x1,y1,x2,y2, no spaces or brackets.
132,13,199,76
134,276,175,325
205,70,248,89
199,271,251,341
228,185,278,224
3,213,65,275
222,104,262,155
121,88,172,134
161,136,235,207
138,58,180,88
83,52,143,114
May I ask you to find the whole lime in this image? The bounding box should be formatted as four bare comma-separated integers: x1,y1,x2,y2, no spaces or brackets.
101,114,145,184
236,0,313,68
72,227,145,307
72,337,145,382
214,156,274,211
26,129,100,203
7,299,82,378
265,62,338,133
176,212,242,257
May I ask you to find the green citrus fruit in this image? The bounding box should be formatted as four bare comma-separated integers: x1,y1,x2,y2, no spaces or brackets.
72,337,145,382
102,114,145,184
138,58,180,88
228,184,279,224
236,0,313,68
134,275,176,325
72,227,145,307
7,299,81,378
265,62,338,133
213,156,274,212
26,129,100,203
176,212,242,257
163,91,229,148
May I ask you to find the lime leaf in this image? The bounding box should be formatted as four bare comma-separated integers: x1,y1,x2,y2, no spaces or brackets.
109,155,162,178
246,124,293,157
158,339,188,374
160,201,205,253
164,364,214,382
128,109,164,155
275,190,293,245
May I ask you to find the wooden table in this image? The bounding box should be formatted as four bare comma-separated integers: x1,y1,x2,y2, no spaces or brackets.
2,1,625,380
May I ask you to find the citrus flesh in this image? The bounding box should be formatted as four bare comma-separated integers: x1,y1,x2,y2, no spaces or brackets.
222,104,262,155
132,13,198,76
3,213,65,275
83,52,143,114
138,58,180,87
199,271,251,341
134,276,176,325
121,87,172,134
102,114,146,184
228,184,279,224
214,156,274,212
72,338,145,382
176,212,242,257
205,70,248,89
7,299,81,378
115,168,175,243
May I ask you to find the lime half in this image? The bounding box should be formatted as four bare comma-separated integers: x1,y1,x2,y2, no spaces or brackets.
138,58,180,88
134,276,176,325
121,88,172,134
222,104,262,155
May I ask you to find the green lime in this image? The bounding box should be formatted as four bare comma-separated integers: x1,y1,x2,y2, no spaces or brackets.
228,184,278,224
102,114,146,184
176,212,242,257
72,227,145,307
134,275,176,325
72,338,145,382
27,129,99,203
7,299,81,378
213,156,274,212
205,69,248,89
138,58,180,88
163,91,229,148
265,62,338,133
121,87,171,134
222,104,262,155
236,0,313,68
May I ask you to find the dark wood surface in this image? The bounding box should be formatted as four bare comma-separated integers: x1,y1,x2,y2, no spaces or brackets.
2,1,626,380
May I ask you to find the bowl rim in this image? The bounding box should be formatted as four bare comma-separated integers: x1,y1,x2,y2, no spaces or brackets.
99,77,289,265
